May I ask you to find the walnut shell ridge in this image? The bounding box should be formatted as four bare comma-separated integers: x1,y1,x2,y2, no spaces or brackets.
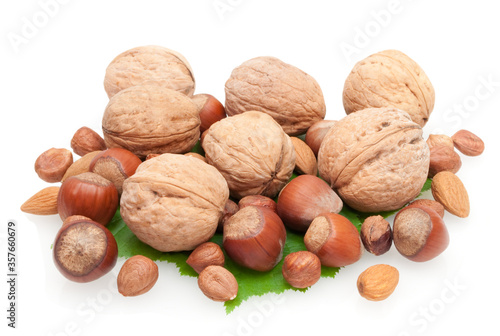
343,50,435,127
225,56,326,136
318,107,430,213
102,84,200,159
202,111,296,199
104,45,195,98
120,154,229,252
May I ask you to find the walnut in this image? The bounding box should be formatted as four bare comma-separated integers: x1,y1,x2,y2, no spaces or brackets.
318,107,430,213
343,50,435,127
102,83,200,159
120,154,229,252
224,56,326,135
202,111,295,199
104,45,195,98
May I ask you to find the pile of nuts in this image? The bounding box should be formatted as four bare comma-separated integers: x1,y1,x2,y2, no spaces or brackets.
21,45,484,303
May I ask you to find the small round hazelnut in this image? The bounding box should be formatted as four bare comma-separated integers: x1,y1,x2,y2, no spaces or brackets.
35,148,73,183
360,216,392,256
71,127,107,156
117,255,159,297
282,251,321,288
191,94,226,134
428,145,461,177
305,120,336,157
393,206,449,262
217,199,239,232
304,213,362,267
198,266,238,302
90,148,142,194
238,195,277,213
53,216,118,283
57,172,119,226
277,175,343,232
187,242,225,274
223,206,286,272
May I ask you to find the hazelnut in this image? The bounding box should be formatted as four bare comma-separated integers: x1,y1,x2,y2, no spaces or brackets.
304,213,363,267
186,242,225,274
198,266,238,302
290,137,318,176
452,129,485,156
217,199,239,232
57,172,119,226
89,148,142,194
117,255,159,297
191,94,226,134
104,45,195,98
202,111,295,199
305,120,336,157
343,49,435,127
35,148,73,183
53,216,118,282
428,145,462,177
393,206,449,262
407,199,445,218
360,216,392,256
225,56,326,135
238,195,277,213
318,107,430,213
357,264,399,301
277,175,343,232
282,251,321,288
71,127,106,156
223,206,286,272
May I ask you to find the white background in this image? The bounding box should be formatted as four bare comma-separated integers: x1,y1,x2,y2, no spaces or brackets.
1,1,499,335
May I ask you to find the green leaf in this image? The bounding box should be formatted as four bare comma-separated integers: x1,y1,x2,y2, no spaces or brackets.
106,178,432,314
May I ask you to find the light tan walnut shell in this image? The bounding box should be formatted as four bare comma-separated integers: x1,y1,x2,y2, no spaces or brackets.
318,107,430,213
104,45,195,98
202,111,295,199
343,50,435,127
102,84,200,159
120,154,229,252
225,56,326,135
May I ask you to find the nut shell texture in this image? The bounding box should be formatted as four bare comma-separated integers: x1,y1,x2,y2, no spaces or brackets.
104,45,195,98
225,56,326,135
120,154,229,252
343,50,435,127
202,111,295,199
318,107,430,212
102,84,200,159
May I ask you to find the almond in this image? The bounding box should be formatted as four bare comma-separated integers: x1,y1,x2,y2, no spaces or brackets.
20,186,60,215
426,134,454,151
452,129,485,156
431,171,470,218
290,137,317,176
61,151,101,182
357,264,399,301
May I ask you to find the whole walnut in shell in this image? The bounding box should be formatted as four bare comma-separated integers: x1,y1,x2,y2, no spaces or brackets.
343,50,435,127
318,107,430,213
202,111,296,199
120,154,229,252
102,84,200,159
104,45,195,98
225,56,326,135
